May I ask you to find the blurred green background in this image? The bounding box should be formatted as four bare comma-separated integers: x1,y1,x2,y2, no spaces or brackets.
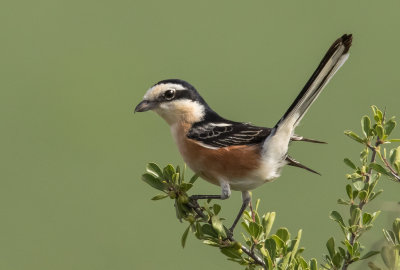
1,0,400,269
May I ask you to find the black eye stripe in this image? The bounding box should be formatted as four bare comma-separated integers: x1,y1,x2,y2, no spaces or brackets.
158,89,194,102
173,90,194,100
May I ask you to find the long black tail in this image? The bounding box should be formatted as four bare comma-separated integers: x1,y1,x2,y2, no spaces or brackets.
261,35,352,170
274,34,353,130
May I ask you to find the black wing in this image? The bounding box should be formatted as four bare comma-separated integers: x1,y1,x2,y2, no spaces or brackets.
187,121,272,148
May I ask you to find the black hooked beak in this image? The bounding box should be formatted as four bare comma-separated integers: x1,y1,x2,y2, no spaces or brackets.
134,100,156,113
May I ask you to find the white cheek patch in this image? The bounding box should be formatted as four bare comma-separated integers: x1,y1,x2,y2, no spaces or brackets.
155,99,205,125
143,83,187,101
173,99,205,121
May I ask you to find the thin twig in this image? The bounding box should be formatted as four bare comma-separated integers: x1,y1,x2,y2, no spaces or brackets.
228,236,266,269
188,200,206,219
381,155,400,182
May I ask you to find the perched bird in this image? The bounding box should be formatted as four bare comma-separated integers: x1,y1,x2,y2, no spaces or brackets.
135,34,352,233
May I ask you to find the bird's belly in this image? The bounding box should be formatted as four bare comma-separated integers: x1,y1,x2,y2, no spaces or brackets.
171,123,284,191
177,139,274,190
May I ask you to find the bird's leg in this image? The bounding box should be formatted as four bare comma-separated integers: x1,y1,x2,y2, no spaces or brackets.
229,191,251,234
190,180,231,202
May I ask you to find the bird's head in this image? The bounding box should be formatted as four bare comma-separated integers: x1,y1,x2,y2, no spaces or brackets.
135,79,209,125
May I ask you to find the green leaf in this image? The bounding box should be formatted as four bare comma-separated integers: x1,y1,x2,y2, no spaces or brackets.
242,210,253,223
346,184,353,199
375,124,384,139
151,194,168,200
389,147,400,164
189,173,200,184
383,229,396,245
381,245,398,269
371,211,381,223
281,251,292,268
385,119,396,136
175,198,190,218
146,162,163,178
346,173,360,180
360,250,380,260
326,237,335,258
194,222,203,239
181,226,190,248
353,241,361,256
368,261,383,270
276,227,290,242
344,158,357,170
370,163,390,176
181,164,186,183
260,247,273,269
141,173,166,191
211,215,226,238
163,164,176,182
372,105,383,123
175,200,183,221
270,235,283,251
353,190,360,199
255,198,261,212
363,212,373,225
265,238,277,259
201,224,218,238
358,190,367,201
362,115,372,137
350,206,361,226
202,239,219,247
369,190,383,201
213,204,221,215
353,180,364,191
310,258,318,270
296,257,307,269
172,173,180,185
393,218,400,243
220,247,242,259
389,139,400,142
338,198,351,205
344,240,353,255
248,222,262,239
360,148,369,163
290,229,302,259
344,130,365,144
262,212,275,237
394,161,400,174
338,247,346,258
390,147,400,174
332,252,343,268
179,182,193,192
254,212,261,225
330,211,346,228
178,169,184,184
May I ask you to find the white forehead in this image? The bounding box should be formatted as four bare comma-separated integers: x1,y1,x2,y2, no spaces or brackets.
143,83,186,101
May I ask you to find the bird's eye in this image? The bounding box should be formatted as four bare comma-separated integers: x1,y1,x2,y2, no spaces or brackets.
163,89,176,100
